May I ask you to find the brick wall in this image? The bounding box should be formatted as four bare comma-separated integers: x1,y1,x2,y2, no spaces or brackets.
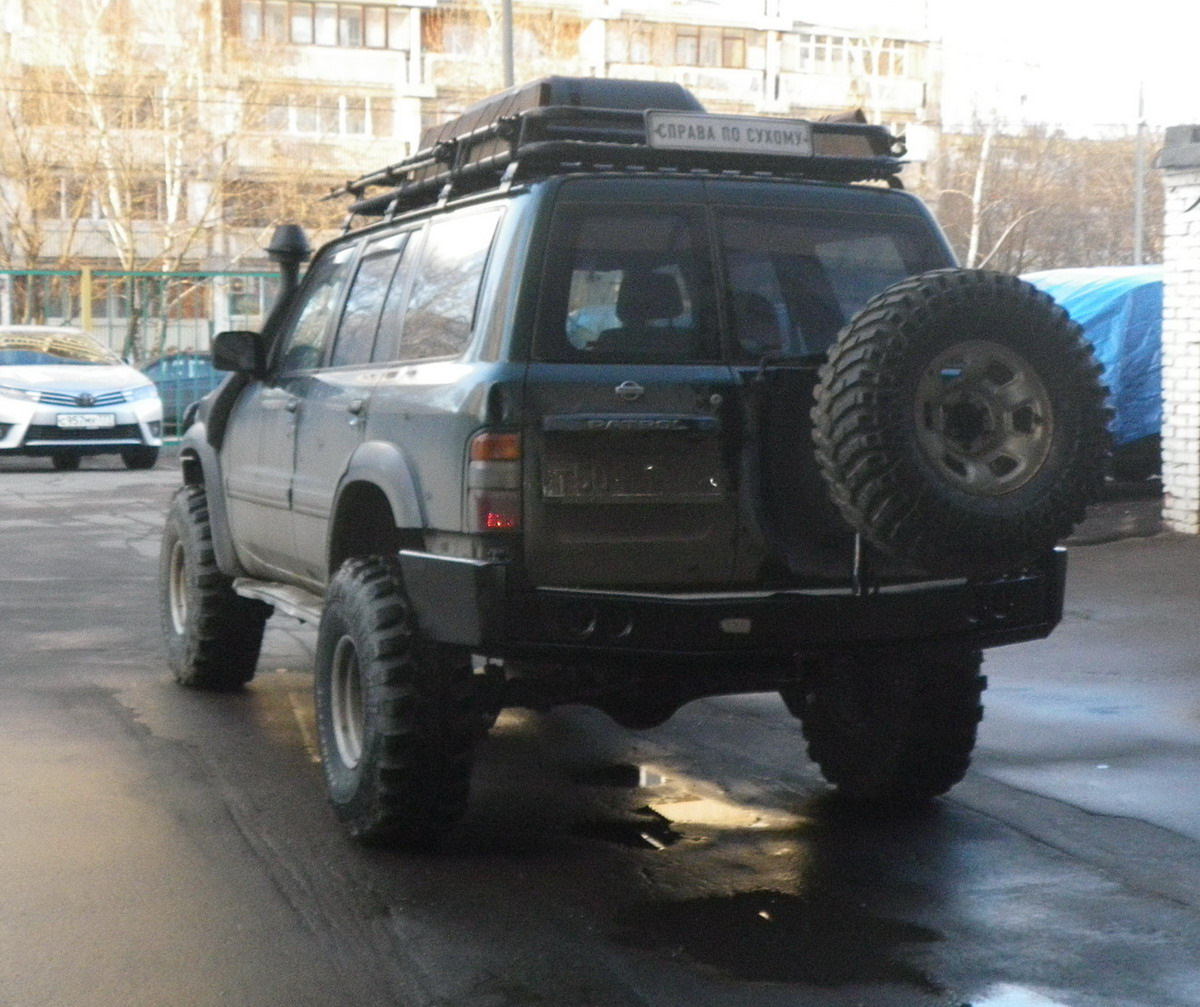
1160,128,1200,533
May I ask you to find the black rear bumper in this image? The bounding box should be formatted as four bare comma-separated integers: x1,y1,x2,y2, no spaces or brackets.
399,548,1066,661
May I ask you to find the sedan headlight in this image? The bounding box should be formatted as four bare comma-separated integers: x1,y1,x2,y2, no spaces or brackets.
126,383,161,402
0,384,41,402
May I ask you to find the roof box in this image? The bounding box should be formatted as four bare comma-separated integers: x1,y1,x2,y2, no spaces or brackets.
417,76,705,153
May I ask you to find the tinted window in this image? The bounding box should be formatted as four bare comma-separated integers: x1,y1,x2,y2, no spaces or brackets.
275,244,357,372
718,209,946,358
329,232,409,367
393,209,501,361
536,205,717,362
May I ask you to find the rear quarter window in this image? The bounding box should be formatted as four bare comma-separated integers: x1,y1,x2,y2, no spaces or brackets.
380,208,503,362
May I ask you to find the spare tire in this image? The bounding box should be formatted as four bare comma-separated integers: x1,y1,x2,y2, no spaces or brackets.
812,269,1109,577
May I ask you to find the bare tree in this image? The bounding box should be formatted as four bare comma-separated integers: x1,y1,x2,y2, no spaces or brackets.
8,0,348,354
925,125,1163,273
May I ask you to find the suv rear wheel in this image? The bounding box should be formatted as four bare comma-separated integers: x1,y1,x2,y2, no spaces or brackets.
782,650,985,808
314,556,479,847
160,486,272,689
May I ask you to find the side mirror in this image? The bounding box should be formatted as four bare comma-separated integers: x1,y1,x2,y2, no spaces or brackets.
212,330,265,376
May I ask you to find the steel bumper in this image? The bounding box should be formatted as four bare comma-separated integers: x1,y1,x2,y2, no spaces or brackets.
399,548,1067,659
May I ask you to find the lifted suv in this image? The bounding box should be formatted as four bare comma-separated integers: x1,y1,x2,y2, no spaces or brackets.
160,77,1108,846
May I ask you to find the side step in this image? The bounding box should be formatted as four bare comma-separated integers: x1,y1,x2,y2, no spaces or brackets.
234,579,324,625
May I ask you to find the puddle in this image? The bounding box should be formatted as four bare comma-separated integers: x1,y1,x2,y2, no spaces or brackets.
574,764,804,847
574,806,682,850
970,984,1073,1006
574,763,666,788
648,795,779,830
613,887,942,990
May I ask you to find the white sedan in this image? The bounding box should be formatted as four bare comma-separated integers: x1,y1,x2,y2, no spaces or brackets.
0,325,163,470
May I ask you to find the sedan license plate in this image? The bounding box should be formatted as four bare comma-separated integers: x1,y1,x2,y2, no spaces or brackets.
57,413,116,429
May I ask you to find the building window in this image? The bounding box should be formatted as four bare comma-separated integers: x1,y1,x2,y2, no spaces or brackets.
241,1,409,50
675,28,697,66
787,33,911,78
606,22,651,64
670,26,746,69
264,1,287,41
246,91,393,137
290,4,313,44
339,5,362,45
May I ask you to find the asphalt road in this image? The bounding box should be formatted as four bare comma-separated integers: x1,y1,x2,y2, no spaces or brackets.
3,452,1200,1007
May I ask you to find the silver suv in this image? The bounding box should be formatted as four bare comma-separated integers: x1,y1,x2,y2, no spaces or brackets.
159,77,1108,847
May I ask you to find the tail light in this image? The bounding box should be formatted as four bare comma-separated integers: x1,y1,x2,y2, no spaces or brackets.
467,430,521,533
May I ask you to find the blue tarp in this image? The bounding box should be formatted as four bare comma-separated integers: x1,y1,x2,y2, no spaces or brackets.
1023,266,1162,447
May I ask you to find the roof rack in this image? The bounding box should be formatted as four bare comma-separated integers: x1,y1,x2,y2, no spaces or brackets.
330,76,906,221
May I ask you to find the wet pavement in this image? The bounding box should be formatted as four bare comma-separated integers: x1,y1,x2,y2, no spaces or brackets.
2,453,1199,1007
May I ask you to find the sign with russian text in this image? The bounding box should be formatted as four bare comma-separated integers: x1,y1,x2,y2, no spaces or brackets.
645,111,814,157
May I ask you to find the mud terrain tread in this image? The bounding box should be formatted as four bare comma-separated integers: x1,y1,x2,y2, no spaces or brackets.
788,651,986,806
161,485,271,690
314,556,478,847
812,269,1108,575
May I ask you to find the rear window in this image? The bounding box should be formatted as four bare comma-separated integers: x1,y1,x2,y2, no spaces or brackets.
535,204,718,363
718,208,948,359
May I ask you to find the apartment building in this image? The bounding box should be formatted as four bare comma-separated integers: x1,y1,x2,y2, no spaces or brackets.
0,0,941,275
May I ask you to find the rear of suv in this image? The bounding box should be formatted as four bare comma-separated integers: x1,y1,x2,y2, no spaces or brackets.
160,77,1108,846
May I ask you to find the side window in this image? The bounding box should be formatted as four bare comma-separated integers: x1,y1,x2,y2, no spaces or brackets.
535,204,716,362
396,209,501,361
329,231,409,368
275,244,357,373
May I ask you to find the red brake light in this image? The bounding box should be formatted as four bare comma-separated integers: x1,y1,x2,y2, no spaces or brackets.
485,510,519,530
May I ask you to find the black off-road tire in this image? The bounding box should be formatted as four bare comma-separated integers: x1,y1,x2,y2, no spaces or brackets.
812,269,1109,576
122,446,159,470
314,556,480,848
159,486,272,690
782,650,985,808
51,453,81,471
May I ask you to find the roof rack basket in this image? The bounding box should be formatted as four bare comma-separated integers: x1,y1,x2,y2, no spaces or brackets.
331,76,905,220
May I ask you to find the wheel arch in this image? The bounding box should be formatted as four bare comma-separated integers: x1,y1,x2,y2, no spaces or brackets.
327,440,426,575
177,423,249,578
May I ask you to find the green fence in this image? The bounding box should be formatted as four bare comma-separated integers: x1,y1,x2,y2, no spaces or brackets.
0,267,282,434
0,267,280,362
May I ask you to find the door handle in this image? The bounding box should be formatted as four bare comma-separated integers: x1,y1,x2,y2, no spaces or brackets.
347,399,365,415
284,397,298,413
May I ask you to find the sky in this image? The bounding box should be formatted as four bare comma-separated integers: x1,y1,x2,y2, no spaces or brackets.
931,0,1200,133
719,0,1200,134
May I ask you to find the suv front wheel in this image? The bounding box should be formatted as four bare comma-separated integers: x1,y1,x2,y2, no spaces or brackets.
160,486,272,689
314,556,480,847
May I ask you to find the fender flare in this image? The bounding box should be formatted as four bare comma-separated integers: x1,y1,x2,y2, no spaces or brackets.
327,440,426,563
178,422,250,579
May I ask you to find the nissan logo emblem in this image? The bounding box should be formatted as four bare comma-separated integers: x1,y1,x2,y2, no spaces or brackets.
614,380,644,402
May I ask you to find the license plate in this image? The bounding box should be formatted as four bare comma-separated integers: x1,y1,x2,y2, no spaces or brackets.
57,413,116,429
542,444,724,500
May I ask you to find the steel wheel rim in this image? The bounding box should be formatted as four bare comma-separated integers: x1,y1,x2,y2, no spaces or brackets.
168,539,188,635
915,340,1054,496
330,636,365,770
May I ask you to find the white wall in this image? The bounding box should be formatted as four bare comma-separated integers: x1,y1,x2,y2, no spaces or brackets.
1160,130,1200,533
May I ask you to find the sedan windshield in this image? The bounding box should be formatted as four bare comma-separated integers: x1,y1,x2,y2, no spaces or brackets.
0,330,121,366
